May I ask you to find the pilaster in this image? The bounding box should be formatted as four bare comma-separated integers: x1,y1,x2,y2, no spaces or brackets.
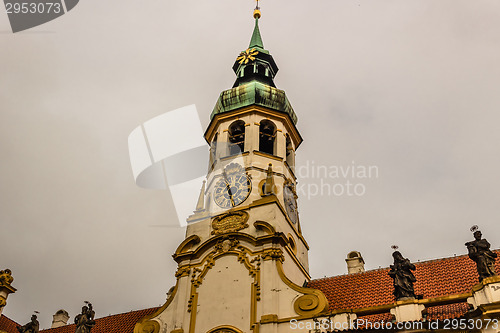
389,299,425,322
467,276,500,310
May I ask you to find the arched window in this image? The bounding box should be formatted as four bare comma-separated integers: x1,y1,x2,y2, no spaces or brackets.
243,65,253,77
257,64,266,76
211,330,239,333
207,325,243,333
228,120,245,155
348,251,361,259
210,133,218,166
285,134,294,170
259,120,276,155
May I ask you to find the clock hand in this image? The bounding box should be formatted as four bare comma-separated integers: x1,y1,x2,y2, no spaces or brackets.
222,171,235,207
227,184,235,207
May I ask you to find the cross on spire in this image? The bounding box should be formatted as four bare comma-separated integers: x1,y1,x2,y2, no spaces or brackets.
253,0,261,19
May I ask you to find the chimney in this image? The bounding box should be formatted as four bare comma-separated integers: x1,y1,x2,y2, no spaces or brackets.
51,309,70,328
346,251,365,274
0,269,16,317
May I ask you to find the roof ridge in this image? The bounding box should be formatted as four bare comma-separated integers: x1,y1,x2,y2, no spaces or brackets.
0,314,20,326
92,306,160,320
39,307,160,332
309,267,389,282
310,249,500,282
414,248,499,266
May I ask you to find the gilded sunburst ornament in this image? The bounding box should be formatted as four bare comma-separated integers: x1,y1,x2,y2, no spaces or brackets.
236,48,259,64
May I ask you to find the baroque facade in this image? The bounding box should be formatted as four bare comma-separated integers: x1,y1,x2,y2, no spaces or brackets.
2,8,500,333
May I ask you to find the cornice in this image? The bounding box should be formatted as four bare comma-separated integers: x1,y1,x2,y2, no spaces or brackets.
172,232,288,264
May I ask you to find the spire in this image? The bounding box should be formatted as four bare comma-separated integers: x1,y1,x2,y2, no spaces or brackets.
249,17,264,51
231,3,278,87
194,180,206,212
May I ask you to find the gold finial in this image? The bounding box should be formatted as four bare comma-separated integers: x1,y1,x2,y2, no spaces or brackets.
253,0,261,19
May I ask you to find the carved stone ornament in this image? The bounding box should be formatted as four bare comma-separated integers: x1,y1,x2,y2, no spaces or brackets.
261,248,285,262
0,269,14,286
211,211,249,235
215,237,240,253
134,320,160,333
175,267,191,278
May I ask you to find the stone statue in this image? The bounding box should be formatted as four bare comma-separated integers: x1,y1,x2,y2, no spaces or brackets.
17,314,39,333
75,302,96,333
466,230,497,282
262,164,275,196
388,251,417,300
0,269,14,286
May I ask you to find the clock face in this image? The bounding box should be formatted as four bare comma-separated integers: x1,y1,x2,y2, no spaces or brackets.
284,183,299,224
214,172,252,209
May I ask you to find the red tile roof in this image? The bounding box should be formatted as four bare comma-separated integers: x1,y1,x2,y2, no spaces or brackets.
425,302,471,321
3,252,497,331
356,313,393,326
38,307,159,333
0,314,19,333
308,251,500,319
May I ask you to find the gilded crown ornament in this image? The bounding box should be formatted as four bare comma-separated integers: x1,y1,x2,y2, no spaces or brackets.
0,269,14,286
224,162,246,175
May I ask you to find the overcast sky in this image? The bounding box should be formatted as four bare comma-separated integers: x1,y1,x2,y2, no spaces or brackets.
1,0,500,329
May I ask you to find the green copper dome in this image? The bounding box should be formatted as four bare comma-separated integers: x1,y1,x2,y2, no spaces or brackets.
211,81,298,124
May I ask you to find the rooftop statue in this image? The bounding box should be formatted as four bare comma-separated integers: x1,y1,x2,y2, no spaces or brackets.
466,228,498,282
17,314,39,333
388,251,417,300
75,302,96,333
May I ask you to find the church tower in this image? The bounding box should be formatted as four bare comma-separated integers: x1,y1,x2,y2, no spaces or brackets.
135,7,328,333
